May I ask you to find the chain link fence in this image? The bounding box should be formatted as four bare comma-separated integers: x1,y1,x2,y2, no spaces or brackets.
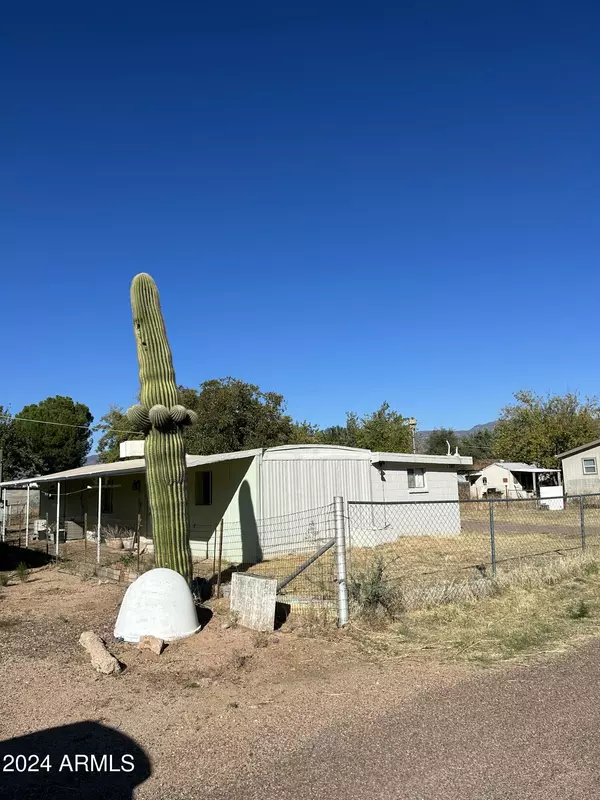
1,502,339,602
197,504,338,602
347,493,600,607
5,492,600,613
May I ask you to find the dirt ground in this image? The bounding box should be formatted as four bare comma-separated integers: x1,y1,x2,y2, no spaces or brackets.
4,561,600,798
0,566,467,798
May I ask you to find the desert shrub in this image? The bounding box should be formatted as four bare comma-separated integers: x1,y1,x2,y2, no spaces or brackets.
15,562,29,583
348,556,404,617
569,599,592,619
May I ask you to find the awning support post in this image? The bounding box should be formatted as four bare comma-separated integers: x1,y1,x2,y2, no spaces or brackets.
96,477,102,565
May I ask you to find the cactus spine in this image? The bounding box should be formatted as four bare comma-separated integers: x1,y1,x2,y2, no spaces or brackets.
129,273,193,582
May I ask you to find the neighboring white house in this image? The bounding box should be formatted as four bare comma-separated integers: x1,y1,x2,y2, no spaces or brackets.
0,444,472,562
466,461,560,499
557,439,600,496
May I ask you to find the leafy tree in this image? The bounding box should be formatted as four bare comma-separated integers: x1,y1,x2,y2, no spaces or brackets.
181,378,299,454
96,379,300,460
493,390,600,468
15,396,93,474
290,421,321,444
319,420,360,448
459,428,495,461
318,405,412,451
94,405,143,463
426,427,460,455
353,403,412,452
0,405,43,480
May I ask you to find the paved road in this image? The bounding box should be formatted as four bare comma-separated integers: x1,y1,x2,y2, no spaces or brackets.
216,641,600,800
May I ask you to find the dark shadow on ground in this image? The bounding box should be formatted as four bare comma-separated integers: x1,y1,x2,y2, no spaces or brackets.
207,561,255,588
0,720,151,799
0,542,54,571
195,605,214,628
275,601,291,629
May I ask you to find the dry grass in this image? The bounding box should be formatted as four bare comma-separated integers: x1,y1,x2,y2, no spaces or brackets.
349,552,600,665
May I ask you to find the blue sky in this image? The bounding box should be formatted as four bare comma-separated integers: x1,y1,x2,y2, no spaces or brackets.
2,1,599,439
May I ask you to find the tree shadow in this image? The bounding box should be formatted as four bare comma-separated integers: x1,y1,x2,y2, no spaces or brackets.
0,720,151,799
0,542,53,571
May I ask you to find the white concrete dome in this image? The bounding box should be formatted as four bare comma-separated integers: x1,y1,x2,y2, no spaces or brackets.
114,568,201,643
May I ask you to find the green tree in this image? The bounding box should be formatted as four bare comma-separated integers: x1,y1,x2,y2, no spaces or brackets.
15,396,93,474
0,405,43,480
94,405,143,463
493,390,600,468
318,405,412,452
354,403,412,452
426,427,460,455
459,428,495,461
178,378,299,454
319,419,360,447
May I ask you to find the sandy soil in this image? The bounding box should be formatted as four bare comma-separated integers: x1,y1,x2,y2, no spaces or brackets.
0,567,466,798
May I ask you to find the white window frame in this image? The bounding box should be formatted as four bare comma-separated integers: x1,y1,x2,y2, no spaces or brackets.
407,467,427,492
582,457,597,476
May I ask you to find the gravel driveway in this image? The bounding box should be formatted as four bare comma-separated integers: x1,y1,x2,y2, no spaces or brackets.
212,640,600,800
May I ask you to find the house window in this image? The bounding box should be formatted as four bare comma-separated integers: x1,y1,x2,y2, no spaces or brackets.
582,458,597,475
195,471,212,505
101,480,114,514
482,477,488,485
407,468,426,489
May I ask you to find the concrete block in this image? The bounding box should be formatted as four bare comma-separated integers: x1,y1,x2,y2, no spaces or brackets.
230,573,277,632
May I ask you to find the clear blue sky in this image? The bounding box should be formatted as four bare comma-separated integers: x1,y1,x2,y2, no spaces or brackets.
2,1,599,438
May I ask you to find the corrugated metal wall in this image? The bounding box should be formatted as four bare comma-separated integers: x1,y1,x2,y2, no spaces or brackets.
260,452,373,519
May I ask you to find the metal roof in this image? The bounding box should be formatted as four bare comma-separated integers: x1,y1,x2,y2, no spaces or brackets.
371,451,473,467
556,439,600,460
0,449,263,487
495,461,559,474
0,443,473,487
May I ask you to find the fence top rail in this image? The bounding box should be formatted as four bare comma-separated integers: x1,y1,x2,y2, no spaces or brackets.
347,492,600,507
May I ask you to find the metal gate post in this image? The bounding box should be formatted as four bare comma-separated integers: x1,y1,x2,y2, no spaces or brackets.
333,496,349,627
580,495,586,551
489,500,497,577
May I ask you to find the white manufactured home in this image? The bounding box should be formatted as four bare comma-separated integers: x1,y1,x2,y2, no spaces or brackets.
1,444,472,562
466,461,560,500
557,439,600,496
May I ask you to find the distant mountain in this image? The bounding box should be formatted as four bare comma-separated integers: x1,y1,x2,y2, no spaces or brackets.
416,421,497,449
85,454,100,466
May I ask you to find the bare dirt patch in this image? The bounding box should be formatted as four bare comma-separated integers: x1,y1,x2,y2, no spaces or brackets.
0,568,466,798
4,559,600,799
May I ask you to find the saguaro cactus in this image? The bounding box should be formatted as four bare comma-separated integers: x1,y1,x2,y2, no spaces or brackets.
127,273,195,581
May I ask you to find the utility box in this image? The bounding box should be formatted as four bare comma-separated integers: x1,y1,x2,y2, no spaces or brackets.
119,440,145,459
230,573,277,631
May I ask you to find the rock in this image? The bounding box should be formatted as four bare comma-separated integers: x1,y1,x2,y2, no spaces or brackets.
79,631,121,675
220,622,231,630
138,635,164,655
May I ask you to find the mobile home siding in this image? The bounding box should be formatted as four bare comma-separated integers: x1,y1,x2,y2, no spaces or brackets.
561,444,600,495
348,463,462,546
188,456,259,562
259,449,373,520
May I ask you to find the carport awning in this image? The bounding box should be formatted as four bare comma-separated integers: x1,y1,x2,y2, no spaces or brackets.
0,449,263,487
